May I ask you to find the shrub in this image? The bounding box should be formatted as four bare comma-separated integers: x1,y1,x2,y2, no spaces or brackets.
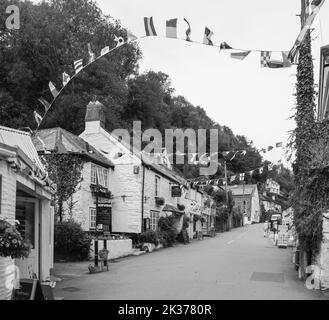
182,215,190,230
177,229,189,244
54,220,91,261
158,216,178,247
177,204,185,211
139,230,160,246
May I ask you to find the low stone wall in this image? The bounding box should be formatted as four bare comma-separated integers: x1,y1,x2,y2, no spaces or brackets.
90,239,133,260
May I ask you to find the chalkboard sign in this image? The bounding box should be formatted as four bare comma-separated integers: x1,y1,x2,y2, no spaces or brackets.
12,279,45,300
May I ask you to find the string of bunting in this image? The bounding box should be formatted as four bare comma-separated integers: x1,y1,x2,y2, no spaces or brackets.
33,0,325,128
187,159,284,188
138,142,284,165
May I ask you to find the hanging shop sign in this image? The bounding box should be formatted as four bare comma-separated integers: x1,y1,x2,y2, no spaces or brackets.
96,206,112,225
171,185,182,197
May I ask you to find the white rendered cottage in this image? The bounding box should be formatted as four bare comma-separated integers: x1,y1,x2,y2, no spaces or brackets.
80,101,192,235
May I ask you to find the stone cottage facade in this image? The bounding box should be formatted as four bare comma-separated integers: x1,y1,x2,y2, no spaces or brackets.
227,184,260,224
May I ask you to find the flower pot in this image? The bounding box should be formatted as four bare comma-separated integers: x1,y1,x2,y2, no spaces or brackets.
0,256,15,300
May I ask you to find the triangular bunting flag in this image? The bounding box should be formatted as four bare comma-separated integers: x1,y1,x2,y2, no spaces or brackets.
203,27,214,46
127,30,138,42
100,46,110,56
166,18,177,39
62,72,70,87
230,50,251,60
220,42,232,49
33,111,43,126
114,35,125,47
74,59,83,74
49,81,59,98
144,17,157,36
261,51,271,68
184,18,192,42
87,43,95,63
38,97,51,112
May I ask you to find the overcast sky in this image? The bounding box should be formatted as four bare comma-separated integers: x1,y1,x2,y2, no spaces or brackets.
92,0,328,166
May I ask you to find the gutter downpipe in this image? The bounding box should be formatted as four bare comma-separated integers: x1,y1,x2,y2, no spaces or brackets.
141,164,146,233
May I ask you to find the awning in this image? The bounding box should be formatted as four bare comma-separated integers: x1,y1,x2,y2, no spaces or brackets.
162,204,184,214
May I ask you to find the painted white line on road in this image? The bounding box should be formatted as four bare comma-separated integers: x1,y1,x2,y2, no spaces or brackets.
227,240,235,244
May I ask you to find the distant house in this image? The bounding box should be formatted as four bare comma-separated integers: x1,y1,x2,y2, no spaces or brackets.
33,127,114,232
265,178,280,195
0,126,54,281
227,184,260,224
260,192,282,213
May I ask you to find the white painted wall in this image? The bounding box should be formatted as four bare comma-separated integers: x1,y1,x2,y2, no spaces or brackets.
90,239,133,260
80,126,143,234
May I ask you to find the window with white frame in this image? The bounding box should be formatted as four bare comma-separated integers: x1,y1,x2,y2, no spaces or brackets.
90,208,97,230
91,164,97,185
150,211,159,231
155,175,160,197
91,163,108,188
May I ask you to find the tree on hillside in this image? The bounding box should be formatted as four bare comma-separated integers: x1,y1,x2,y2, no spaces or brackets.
0,0,141,133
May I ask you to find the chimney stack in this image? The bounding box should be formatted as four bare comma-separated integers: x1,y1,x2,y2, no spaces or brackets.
85,100,106,132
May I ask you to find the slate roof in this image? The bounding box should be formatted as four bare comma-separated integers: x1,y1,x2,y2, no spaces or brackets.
0,126,44,171
33,127,114,168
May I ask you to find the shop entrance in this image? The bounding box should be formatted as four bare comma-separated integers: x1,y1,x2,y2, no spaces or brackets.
15,197,39,279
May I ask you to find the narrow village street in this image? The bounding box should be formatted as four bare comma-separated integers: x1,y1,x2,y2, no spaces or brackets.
53,224,326,300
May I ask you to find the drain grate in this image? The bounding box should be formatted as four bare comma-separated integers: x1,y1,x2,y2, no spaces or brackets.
61,287,80,292
251,272,284,283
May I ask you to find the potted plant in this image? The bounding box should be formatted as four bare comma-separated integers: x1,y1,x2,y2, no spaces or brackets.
0,217,31,300
155,197,165,206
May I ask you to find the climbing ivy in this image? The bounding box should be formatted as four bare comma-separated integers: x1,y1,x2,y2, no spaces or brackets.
42,154,84,222
291,28,329,256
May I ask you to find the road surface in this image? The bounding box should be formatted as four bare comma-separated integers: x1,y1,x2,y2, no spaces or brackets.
53,224,327,300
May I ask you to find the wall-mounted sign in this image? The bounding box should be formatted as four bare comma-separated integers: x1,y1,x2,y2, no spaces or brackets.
133,165,140,174
171,185,182,197
97,206,112,225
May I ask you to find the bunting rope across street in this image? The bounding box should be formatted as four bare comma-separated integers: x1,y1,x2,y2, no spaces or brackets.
33,0,325,135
